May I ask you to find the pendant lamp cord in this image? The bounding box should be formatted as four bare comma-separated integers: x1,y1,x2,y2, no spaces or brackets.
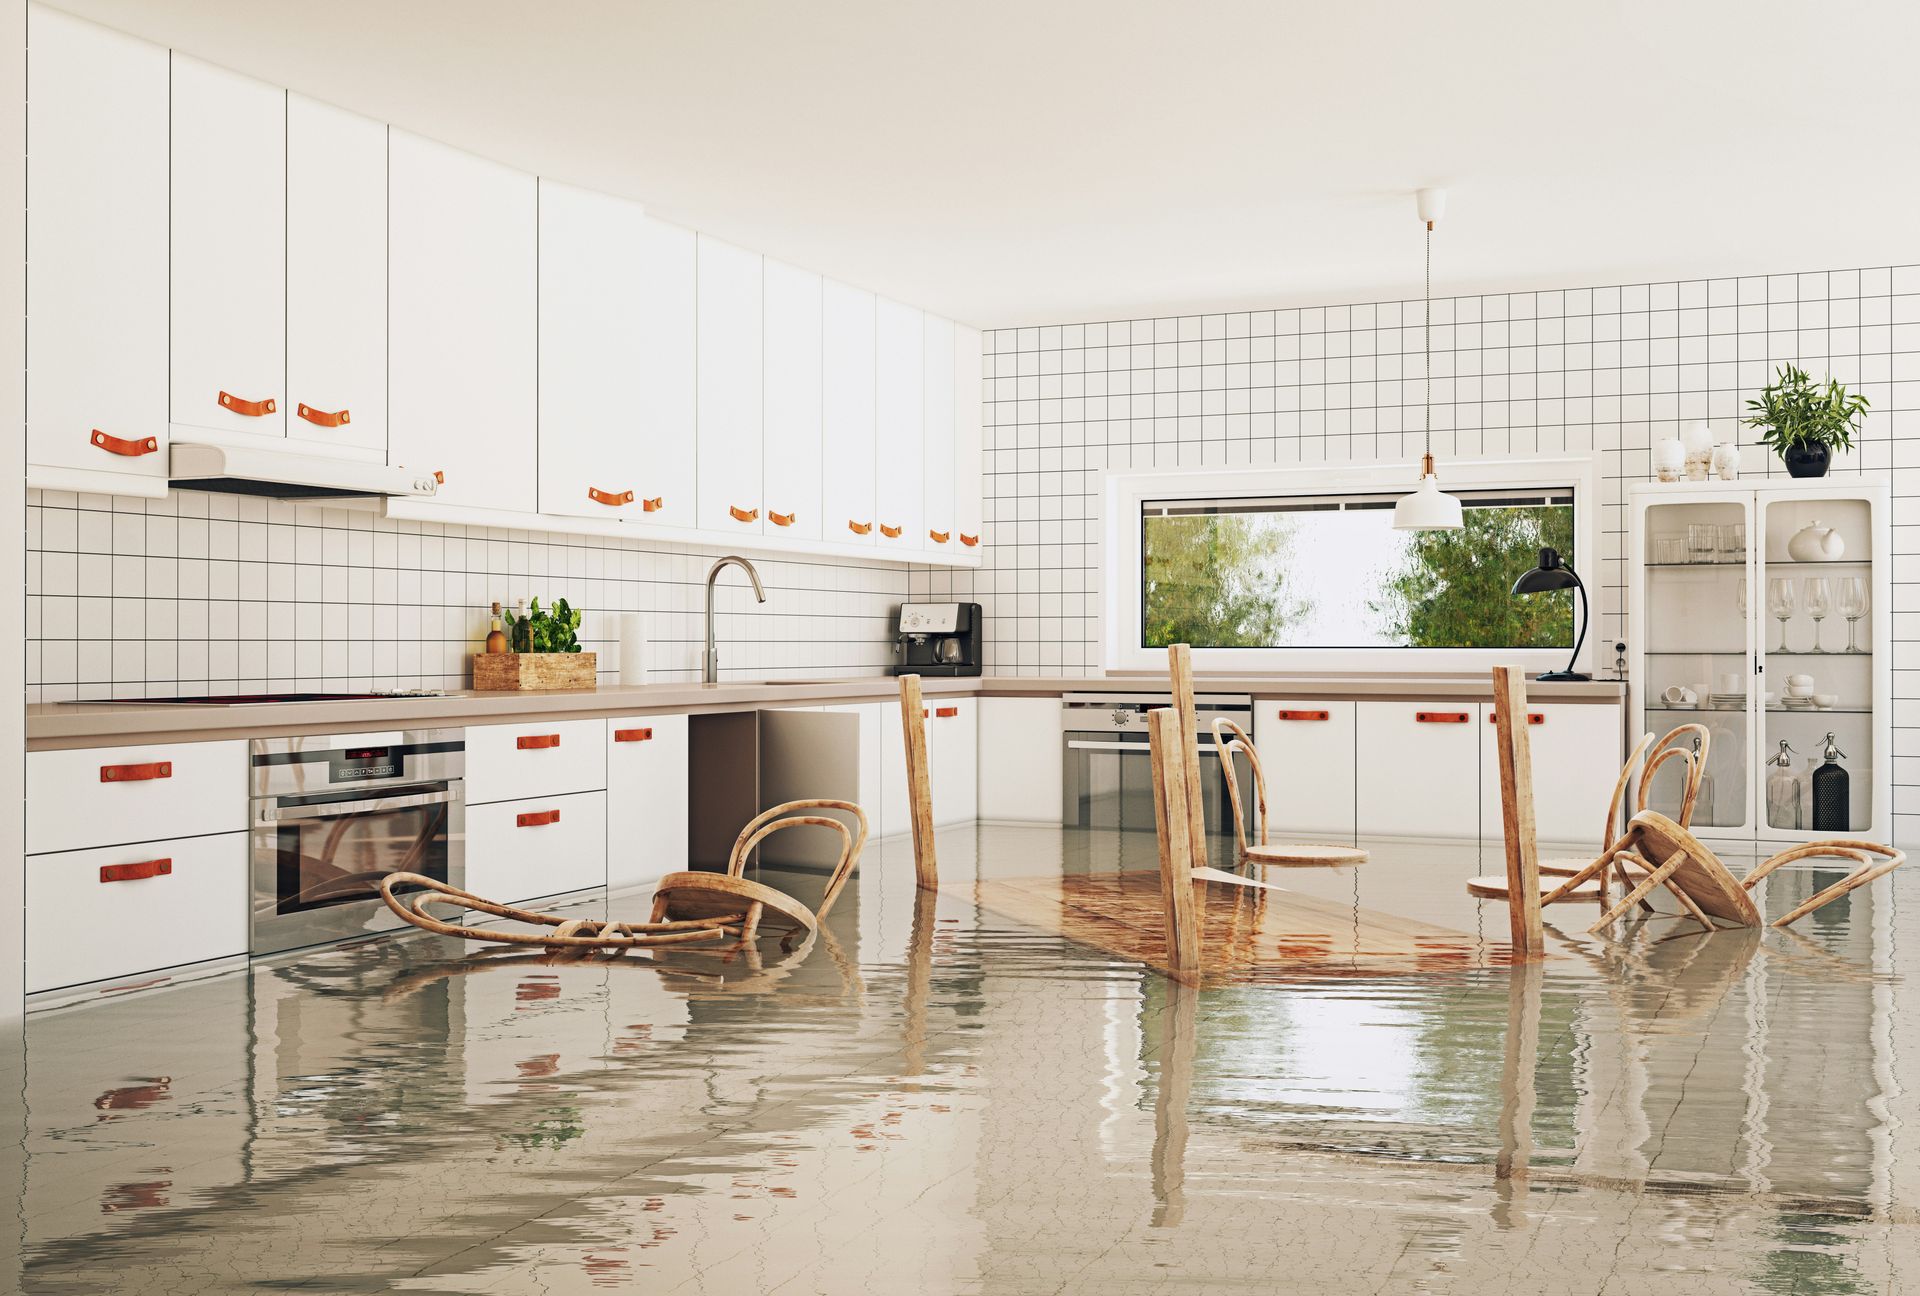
1424,218,1432,461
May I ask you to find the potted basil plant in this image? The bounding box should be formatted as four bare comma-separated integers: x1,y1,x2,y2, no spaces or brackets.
1742,363,1869,478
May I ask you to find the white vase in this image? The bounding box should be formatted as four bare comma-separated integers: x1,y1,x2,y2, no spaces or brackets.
1711,443,1740,481
1653,438,1686,483
1682,420,1715,481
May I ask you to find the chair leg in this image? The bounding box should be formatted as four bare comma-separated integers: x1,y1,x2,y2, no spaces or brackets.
739,900,765,944
1540,831,1635,906
1588,852,1687,935
1771,860,1901,929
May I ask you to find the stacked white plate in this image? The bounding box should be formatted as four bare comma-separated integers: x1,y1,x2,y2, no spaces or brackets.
1708,692,1746,710
1781,695,1815,709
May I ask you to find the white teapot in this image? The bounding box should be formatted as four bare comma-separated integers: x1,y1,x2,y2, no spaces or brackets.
1787,521,1846,562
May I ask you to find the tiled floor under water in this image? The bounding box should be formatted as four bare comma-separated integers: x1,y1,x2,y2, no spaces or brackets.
3,825,1917,1293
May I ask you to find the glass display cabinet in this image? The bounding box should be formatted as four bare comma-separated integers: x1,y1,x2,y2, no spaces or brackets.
1628,478,1891,847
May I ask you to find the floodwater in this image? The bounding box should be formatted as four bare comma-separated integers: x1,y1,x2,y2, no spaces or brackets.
3,825,1915,1293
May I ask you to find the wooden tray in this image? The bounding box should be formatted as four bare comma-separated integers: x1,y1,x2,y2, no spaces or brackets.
471,651,597,691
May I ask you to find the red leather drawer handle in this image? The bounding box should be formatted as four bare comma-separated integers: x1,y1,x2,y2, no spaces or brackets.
879,523,903,539
516,809,561,828
91,429,159,458
934,706,959,718
929,529,950,545
589,487,635,507
613,727,653,743
296,403,350,428
218,390,277,417
1416,711,1470,724
642,496,664,512
849,520,872,536
516,734,561,750
101,858,172,884
769,510,795,527
101,761,171,783
1277,709,1329,722
959,533,979,547
729,505,759,523
1489,712,1546,725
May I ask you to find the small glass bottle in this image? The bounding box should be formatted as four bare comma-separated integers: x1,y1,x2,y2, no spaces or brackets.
1810,732,1851,832
1690,735,1714,825
485,601,508,654
1765,739,1803,831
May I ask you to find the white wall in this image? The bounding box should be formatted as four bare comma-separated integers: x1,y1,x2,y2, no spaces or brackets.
2,0,24,1018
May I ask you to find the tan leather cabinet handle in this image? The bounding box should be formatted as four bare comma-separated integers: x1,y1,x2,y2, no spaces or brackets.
1488,712,1546,725
613,727,653,743
219,391,277,417
101,761,172,783
101,858,172,883
642,497,664,512
769,510,795,527
1277,709,1329,722
879,523,903,539
1416,711,1470,724
729,505,759,523
935,706,959,718
589,487,635,507
929,529,950,544
516,809,561,828
848,520,872,536
92,430,159,458
516,734,561,750
297,403,350,428
959,533,979,547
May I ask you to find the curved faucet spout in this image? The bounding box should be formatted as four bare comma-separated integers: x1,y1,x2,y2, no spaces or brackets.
703,555,767,683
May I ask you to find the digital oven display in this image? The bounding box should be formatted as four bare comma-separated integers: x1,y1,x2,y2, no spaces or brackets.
328,747,401,782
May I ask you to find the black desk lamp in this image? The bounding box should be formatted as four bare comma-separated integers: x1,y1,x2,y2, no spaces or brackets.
1511,547,1589,681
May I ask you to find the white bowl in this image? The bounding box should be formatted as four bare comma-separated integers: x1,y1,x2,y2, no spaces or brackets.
1813,693,1839,708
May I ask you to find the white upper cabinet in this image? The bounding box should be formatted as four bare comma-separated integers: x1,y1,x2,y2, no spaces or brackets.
286,94,387,458
821,281,877,546
762,260,824,542
874,298,925,551
388,130,537,513
633,218,697,527
538,180,650,520
26,6,170,494
696,236,764,534
170,54,286,443
922,314,956,552
954,325,984,554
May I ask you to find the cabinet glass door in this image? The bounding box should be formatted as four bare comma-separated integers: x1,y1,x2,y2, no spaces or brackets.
1638,495,1753,833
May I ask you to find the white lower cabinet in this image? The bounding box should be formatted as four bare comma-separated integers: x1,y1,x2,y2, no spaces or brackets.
880,694,976,830
27,739,248,855
1253,700,1357,843
1478,702,1622,847
27,832,248,994
465,790,607,906
1354,702,1482,839
977,697,1063,822
464,718,607,806
605,715,689,890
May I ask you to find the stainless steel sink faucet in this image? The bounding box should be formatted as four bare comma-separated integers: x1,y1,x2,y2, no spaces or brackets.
703,555,767,683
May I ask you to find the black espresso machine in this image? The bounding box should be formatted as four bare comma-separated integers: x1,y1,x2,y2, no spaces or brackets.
891,602,983,676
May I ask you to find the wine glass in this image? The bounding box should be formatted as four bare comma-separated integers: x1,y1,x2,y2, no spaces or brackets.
1767,577,1798,653
1803,577,1833,653
1838,576,1870,654
1734,573,1747,619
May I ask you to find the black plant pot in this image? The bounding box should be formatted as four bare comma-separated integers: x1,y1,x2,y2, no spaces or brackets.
1783,444,1831,478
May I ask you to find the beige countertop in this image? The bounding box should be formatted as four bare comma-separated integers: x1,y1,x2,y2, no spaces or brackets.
26,673,1628,749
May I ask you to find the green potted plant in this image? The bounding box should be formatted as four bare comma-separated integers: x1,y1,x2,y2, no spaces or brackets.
1742,363,1869,479
473,596,596,690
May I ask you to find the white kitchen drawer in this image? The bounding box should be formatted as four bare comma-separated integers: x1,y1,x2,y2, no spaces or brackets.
1354,702,1482,840
27,739,248,855
465,790,606,906
1254,699,1357,842
464,718,607,805
927,697,977,826
26,831,248,994
1479,702,1623,848
977,697,1063,823
605,714,689,890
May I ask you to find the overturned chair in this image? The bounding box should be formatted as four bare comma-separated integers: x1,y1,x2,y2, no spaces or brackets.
379,799,869,951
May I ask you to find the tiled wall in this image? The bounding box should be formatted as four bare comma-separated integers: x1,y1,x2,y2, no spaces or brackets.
24,487,912,700
919,265,1920,677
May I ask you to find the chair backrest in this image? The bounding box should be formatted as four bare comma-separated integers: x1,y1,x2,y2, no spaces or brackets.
1604,732,1658,852
726,799,871,922
1639,723,1711,828
1208,717,1266,855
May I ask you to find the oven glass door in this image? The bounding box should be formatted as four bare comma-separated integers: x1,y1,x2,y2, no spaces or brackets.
1064,733,1248,835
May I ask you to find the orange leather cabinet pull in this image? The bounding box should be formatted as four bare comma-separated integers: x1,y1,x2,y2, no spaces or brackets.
848,520,872,536
433,470,445,484
589,487,635,507
91,430,159,458
516,734,561,750
769,511,795,527
101,858,171,884
1277,709,1329,722
929,529,950,544
935,706,959,718
297,403,350,428
959,533,979,547
1416,711,1470,724
516,809,561,828
879,523,903,539
1488,712,1546,725
613,727,653,743
101,761,171,783
642,497,664,512
730,505,759,523
218,391,277,417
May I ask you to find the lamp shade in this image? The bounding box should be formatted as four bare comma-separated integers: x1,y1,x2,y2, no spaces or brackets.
1392,473,1464,531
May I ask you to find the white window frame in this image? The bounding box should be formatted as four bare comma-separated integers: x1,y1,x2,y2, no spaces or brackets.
1101,455,1601,675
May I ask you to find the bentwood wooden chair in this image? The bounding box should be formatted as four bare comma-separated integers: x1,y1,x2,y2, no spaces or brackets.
1466,731,1658,905
1209,718,1367,868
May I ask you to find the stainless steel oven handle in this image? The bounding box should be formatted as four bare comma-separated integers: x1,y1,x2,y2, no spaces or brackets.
1066,739,1222,753
265,787,458,822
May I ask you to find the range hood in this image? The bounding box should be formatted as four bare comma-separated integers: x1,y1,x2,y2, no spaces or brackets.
169,442,441,501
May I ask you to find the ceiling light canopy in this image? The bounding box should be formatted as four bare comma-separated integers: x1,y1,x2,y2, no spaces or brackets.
1393,187,1463,533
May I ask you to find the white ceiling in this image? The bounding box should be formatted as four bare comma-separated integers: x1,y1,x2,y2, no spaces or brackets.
44,0,1920,327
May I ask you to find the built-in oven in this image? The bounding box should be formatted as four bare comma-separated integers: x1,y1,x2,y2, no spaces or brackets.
1061,693,1253,836
250,729,464,957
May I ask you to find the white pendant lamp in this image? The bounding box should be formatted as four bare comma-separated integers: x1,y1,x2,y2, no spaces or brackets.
1393,187,1464,532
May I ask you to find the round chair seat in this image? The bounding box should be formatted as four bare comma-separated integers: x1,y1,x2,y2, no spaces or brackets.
1243,843,1368,867
1467,874,1603,903
650,871,819,936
